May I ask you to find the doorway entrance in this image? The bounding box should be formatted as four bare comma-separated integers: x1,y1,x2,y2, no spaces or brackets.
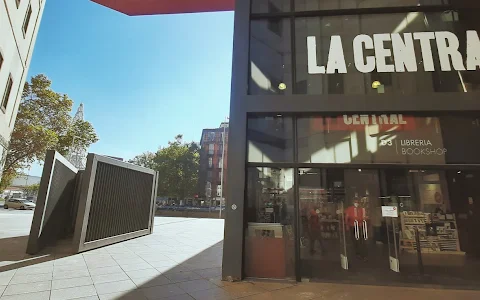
298,167,480,288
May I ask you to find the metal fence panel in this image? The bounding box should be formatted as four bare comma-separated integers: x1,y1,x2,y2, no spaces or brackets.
73,153,157,252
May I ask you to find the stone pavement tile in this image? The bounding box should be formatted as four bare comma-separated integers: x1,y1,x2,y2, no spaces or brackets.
207,277,236,288
164,271,202,283
267,283,324,300
85,260,118,269
9,272,52,284
94,279,136,295
99,290,147,300
160,294,194,300
140,283,186,300
0,271,16,285
193,267,221,279
15,266,53,275
2,281,51,296
0,290,50,300
237,293,277,300
54,258,86,267
188,287,231,300
83,255,113,263
131,275,171,288
53,269,90,280
175,279,217,294
119,263,152,272
247,281,295,291
54,264,89,272
73,297,99,300
91,272,130,285
52,276,93,290
148,260,178,269
88,266,124,276
50,285,97,300
221,282,266,299
125,268,160,279
0,285,5,296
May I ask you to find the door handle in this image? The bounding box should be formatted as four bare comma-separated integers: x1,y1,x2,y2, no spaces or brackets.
354,220,360,240
363,220,368,240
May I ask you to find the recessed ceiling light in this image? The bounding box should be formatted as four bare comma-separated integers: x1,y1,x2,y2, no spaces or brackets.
278,83,287,90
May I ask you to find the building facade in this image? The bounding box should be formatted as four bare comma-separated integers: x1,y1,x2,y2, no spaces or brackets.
0,0,46,180
222,0,480,289
198,122,229,207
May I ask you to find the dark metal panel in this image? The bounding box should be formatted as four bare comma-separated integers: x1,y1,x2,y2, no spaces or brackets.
244,92,480,113
73,154,157,253
27,151,78,254
222,0,250,282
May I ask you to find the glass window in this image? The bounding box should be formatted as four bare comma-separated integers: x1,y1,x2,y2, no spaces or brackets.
252,0,291,13
1,75,13,111
208,143,214,155
250,19,292,95
294,0,447,11
244,167,295,278
294,12,480,95
23,4,32,36
208,157,213,168
248,116,294,163
297,114,480,165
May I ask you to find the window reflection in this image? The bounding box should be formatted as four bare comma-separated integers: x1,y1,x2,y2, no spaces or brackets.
244,167,295,278
252,0,291,13
248,116,294,162
250,19,292,95
294,0,447,11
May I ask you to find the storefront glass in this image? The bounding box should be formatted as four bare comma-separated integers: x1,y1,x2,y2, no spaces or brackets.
294,0,448,11
249,2,480,95
244,167,296,279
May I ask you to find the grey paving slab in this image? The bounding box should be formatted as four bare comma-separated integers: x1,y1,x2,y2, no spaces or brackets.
140,283,186,300
72,297,99,300
188,287,231,300
9,273,52,285
0,290,50,300
164,271,202,284
124,268,160,279
85,260,119,269
50,285,97,300
161,295,195,300
130,275,171,288
52,276,93,290
53,269,90,280
98,290,147,300
2,281,51,296
94,279,136,295
54,265,88,272
175,279,218,294
0,271,15,286
91,272,130,285
87,266,124,276
0,285,5,296
14,266,53,275
119,263,152,272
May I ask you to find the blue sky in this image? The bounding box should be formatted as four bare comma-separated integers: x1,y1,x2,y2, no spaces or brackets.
26,0,234,176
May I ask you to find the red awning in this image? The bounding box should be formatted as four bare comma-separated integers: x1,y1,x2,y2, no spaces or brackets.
91,0,235,16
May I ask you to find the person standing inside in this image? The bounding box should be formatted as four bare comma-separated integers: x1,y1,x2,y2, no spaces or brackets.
345,197,368,261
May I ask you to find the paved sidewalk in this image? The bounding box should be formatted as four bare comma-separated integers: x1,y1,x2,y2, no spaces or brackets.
0,212,479,299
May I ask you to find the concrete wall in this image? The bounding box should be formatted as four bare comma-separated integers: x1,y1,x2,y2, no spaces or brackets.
0,0,46,179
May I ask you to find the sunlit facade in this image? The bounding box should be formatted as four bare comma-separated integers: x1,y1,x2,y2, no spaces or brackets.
222,0,480,288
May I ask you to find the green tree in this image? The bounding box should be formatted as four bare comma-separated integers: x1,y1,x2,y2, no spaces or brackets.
0,74,99,190
128,152,156,169
130,135,200,199
24,183,40,197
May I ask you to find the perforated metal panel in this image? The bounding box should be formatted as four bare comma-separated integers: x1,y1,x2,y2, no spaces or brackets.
73,154,157,252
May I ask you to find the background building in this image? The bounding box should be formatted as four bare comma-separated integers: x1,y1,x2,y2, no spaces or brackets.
198,122,228,207
0,0,46,180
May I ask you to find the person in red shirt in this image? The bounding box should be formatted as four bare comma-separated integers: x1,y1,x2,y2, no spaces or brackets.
345,198,368,261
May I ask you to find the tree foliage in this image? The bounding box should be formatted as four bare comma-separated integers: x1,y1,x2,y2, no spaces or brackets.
0,74,99,190
129,135,200,199
24,183,40,196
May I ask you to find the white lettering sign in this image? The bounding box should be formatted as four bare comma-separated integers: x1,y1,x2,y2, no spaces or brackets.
307,31,480,74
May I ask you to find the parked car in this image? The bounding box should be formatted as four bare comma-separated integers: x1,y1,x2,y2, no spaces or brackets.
3,198,36,210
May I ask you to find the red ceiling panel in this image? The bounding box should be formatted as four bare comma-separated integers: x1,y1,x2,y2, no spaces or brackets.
91,0,235,16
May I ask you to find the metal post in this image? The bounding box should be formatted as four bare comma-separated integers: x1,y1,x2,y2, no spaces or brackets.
219,118,227,219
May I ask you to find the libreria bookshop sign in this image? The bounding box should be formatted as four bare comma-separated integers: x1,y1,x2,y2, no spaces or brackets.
307,31,480,74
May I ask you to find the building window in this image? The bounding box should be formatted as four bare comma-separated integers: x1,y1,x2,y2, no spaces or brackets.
294,0,446,11
208,157,213,168
252,0,290,13
2,75,13,111
207,170,212,179
218,158,223,169
248,116,294,163
16,0,21,8
23,4,32,37
208,144,215,155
